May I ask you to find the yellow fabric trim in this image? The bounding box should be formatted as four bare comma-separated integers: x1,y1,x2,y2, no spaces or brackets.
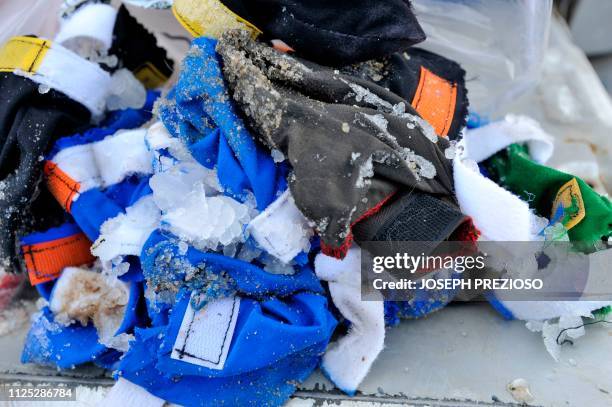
552,178,586,231
172,0,262,39
134,62,168,89
0,36,49,73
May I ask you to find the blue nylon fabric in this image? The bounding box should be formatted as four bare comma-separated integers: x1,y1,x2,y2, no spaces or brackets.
157,37,282,211
20,222,82,245
158,290,334,377
141,230,323,301
49,92,158,241
140,230,323,304
21,282,145,369
118,292,336,407
384,271,463,325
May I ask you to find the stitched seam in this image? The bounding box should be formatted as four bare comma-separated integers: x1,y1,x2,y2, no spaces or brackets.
24,234,92,280
23,235,89,254
412,67,427,109
28,40,47,72
441,84,456,136
0,39,51,71
45,163,81,209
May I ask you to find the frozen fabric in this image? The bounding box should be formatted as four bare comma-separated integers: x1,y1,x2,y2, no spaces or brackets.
118,291,336,407
109,5,174,89
315,247,384,395
21,273,144,369
44,91,158,241
0,37,96,271
217,29,455,257
140,230,323,303
453,116,553,242
55,2,117,51
460,117,612,323
462,115,553,164
346,48,468,140
157,37,283,212
172,0,425,66
0,36,112,115
247,189,313,264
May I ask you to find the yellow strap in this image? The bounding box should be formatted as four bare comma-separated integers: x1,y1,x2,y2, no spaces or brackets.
0,36,49,74
172,0,262,39
134,62,168,89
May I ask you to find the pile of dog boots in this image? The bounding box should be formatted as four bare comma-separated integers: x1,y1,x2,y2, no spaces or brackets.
0,1,609,405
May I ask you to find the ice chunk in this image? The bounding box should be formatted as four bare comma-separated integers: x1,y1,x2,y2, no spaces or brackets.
156,182,252,251
271,149,286,163
145,121,196,165
507,378,534,403
92,195,161,261
150,162,221,212
106,69,147,111
355,156,374,188
150,152,254,251
247,190,312,264
37,84,50,94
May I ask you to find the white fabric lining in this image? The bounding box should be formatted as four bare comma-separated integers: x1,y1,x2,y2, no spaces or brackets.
15,40,111,116
462,114,554,165
55,3,117,51
247,190,312,264
454,115,553,242
50,128,153,198
101,377,165,407
315,247,385,394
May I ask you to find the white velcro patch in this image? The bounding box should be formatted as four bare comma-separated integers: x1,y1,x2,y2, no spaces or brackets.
171,295,240,370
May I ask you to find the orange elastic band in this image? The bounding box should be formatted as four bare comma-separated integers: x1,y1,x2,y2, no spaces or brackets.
22,233,95,285
411,66,457,138
44,161,80,213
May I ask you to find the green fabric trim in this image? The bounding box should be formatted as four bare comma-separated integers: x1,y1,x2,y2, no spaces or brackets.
486,144,612,253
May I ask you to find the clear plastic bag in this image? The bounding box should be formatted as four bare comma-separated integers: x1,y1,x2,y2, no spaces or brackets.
412,0,553,117
0,0,63,46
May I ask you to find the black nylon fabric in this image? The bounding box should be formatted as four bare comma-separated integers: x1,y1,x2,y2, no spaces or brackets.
109,5,174,81
0,73,90,271
344,48,469,140
217,30,454,253
353,191,467,243
220,0,425,66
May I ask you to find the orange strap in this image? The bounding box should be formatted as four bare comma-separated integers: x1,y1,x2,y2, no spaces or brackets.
44,161,80,213
411,66,457,138
22,233,95,285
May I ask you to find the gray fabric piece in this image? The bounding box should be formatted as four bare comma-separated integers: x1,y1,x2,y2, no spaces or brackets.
216,30,454,252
